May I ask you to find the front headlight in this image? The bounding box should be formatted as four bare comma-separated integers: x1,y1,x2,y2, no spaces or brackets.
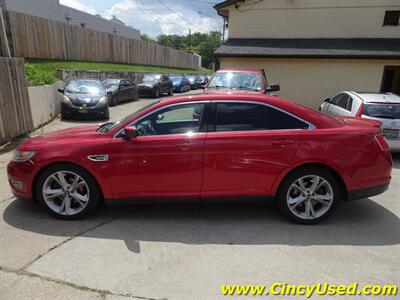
12,150,36,162
62,95,71,104
98,97,108,105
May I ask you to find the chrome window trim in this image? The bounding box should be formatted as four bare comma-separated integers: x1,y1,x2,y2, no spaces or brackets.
113,100,211,138
213,100,316,130
113,99,316,138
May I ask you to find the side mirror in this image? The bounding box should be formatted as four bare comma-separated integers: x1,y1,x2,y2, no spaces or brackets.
266,84,280,93
123,126,137,139
57,88,65,93
324,98,331,103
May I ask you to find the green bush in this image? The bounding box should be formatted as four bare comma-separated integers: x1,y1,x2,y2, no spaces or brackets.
25,63,57,86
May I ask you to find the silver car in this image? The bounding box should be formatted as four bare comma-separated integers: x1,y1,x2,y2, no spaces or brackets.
320,91,400,152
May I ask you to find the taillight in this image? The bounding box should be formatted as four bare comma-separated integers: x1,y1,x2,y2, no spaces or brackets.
375,134,389,151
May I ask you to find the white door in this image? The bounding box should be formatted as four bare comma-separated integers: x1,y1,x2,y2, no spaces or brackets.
328,93,353,117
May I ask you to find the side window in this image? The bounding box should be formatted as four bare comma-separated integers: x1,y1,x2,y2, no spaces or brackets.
125,80,133,87
135,103,205,136
346,97,353,111
331,94,350,110
215,103,267,132
267,107,309,130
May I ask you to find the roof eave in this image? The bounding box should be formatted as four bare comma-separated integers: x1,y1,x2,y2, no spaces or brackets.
215,53,400,60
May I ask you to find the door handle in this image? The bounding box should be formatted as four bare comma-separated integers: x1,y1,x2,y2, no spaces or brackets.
178,142,191,151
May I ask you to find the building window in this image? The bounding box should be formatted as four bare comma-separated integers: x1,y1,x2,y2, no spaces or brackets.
383,11,400,26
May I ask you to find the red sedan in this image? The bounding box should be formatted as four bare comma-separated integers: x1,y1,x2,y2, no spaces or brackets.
7,94,392,224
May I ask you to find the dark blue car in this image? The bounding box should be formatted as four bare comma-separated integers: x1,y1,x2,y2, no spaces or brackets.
170,75,191,93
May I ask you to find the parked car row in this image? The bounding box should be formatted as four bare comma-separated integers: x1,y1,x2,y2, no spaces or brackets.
58,74,210,120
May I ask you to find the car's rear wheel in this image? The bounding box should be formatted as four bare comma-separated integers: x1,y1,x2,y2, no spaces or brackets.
277,167,339,224
36,164,100,220
111,95,118,106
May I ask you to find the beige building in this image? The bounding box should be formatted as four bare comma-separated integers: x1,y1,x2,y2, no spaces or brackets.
214,0,400,108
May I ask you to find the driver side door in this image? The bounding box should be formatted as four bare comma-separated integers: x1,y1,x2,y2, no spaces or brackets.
108,102,208,200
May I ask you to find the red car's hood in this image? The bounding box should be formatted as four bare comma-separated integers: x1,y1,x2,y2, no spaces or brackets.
203,88,262,95
19,125,102,149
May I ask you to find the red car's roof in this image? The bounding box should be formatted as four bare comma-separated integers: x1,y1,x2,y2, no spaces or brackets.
151,94,342,130
215,68,263,74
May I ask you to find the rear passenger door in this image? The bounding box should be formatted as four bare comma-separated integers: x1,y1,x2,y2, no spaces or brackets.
202,101,309,198
118,80,128,101
328,93,353,117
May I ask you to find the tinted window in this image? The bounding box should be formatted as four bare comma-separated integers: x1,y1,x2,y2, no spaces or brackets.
125,80,133,87
267,107,308,130
383,10,400,26
136,103,205,136
331,94,350,110
363,103,400,119
216,103,267,132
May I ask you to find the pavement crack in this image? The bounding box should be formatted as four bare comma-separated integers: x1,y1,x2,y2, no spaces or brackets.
0,196,15,203
1,266,163,300
19,210,134,271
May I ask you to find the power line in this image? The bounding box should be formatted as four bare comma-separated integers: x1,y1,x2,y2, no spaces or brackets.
156,0,193,26
127,0,174,32
135,0,185,30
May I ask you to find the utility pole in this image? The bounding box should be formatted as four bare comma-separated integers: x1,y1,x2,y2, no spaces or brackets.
0,4,11,57
188,29,191,53
222,19,226,42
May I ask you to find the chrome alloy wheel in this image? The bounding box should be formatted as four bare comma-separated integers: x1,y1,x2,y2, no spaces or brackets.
42,171,90,216
287,175,334,220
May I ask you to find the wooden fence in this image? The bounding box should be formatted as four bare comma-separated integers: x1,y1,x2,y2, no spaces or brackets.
0,57,33,144
3,11,199,69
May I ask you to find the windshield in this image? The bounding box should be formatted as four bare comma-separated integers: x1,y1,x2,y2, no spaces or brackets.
105,100,161,132
142,74,160,83
103,79,120,88
208,72,262,91
170,76,182,83
363,103,400,119
66,80,105,95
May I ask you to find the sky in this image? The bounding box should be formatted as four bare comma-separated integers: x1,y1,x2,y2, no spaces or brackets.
59,0,224,37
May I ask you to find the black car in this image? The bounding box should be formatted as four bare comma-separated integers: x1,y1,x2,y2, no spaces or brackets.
103,79,138,106
59,79,109,120
138,74,173,98
186,75,202,90
198,75,209,88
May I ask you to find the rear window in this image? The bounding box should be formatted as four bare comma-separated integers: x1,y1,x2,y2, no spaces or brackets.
363,103,400,119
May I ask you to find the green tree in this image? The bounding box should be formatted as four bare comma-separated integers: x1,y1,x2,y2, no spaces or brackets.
140,33,156,43
155,31,221,69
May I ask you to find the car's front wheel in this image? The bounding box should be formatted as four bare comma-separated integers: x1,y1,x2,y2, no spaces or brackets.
154,88,160,98
36,164,100,220
277,167,340,224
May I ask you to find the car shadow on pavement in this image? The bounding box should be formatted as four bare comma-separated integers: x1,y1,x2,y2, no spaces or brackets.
3,198,399,253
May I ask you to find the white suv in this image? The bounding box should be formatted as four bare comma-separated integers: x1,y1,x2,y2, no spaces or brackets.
320,91,400,152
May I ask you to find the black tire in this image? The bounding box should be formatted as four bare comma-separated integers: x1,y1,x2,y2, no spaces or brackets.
110,95,118,107
277,167,340,224
104,107,110,120
36,163,100,220
154,88,160,98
